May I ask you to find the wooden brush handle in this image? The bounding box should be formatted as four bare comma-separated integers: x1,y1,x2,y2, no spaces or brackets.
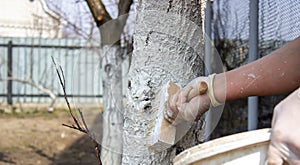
187,81,208,101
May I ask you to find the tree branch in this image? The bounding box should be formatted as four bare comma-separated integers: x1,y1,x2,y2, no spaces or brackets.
2,77,56,100
118,0,133,16
85,0,133,46
117,0,133,34
62,123,87,133
1,77,57,112
51,57,82,130
85,0,112,26
52,56,102,165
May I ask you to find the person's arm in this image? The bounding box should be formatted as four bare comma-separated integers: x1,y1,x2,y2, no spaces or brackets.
214,37,300,103
165,37,300,124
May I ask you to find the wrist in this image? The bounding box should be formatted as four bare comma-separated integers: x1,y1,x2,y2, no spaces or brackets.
206,74,224,107
213,73,226,104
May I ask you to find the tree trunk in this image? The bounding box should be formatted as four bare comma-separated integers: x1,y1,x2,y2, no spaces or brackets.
83,1,133,164
100,45,123,164
122,0,206,164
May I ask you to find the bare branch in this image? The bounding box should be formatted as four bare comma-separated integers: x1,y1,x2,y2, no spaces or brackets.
117,0,133,34
62,123,87,133
51,56,82,130
46,0,98,40
85,0,112,26
52,56,102,165
118,0,133,16
59,65,66,86
1,77,57,112
93,139,102,165
2,77,56,100
79,109,89,132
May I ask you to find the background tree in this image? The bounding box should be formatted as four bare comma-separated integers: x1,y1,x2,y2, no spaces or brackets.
84,0,133,164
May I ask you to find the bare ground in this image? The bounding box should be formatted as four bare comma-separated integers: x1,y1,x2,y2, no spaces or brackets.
0,108,100,165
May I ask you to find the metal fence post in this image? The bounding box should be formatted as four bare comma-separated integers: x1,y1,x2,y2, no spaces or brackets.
205,0,212,141
248,0,259,130
7,41,13,105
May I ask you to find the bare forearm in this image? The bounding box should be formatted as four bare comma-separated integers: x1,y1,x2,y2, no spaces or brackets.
214,37,300,102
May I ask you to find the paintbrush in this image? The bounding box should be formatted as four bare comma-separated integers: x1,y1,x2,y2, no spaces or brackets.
148,81,208,152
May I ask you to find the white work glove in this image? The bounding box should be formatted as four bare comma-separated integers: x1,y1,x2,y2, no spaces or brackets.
164,74,222,125
267,88,300,165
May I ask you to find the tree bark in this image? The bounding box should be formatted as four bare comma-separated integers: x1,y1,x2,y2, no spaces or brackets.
85,1,132,164
122,0,206,164
100,45,123,164
98,15,131,164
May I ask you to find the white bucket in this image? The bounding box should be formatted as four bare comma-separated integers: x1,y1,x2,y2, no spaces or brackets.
173,128,271,165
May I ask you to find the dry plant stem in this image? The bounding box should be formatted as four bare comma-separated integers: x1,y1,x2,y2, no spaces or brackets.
51,56,102,165
93,139,102,165
51,57,82,130
79,110,89,132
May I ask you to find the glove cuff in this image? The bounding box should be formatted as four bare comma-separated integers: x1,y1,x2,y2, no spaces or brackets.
207,73,222,107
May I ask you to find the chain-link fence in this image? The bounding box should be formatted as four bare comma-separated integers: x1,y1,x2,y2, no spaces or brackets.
210,0,300,138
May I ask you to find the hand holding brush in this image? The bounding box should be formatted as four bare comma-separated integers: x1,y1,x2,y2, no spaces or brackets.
165,74,222,125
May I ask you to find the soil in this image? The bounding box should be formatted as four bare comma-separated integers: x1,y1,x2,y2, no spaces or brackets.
0,108,100,165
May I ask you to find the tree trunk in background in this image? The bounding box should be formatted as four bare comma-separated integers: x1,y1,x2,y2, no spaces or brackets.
122,0,206,164
83,1,132,164
100,45,123,164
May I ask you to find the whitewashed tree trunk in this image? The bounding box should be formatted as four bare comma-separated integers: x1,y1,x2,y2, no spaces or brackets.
101,45,123,164
83,1,133,164
122,0,207,164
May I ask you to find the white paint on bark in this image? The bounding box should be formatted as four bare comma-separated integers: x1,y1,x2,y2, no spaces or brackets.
100,45,124,165
122,0,207,164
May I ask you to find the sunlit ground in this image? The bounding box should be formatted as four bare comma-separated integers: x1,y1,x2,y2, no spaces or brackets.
0,104,101,165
